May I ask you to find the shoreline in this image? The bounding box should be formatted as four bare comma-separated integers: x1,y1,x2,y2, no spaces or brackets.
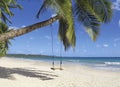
0,57,120,87
6,56,120,72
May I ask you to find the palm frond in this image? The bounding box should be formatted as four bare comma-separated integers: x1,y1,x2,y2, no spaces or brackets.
1,12,12,23
57,0,76,48
74,1,100,41
36,0,67,18
0,0,22,23
0,22,10,57
74,0,112,22
37,0,76,50
36,0,49,18
88,0,112,22
58,18,70,50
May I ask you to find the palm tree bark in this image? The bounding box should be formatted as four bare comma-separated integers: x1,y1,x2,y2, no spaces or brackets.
0,15,60,42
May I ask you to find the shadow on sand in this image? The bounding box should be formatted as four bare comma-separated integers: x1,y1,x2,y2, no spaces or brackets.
0,66,58,80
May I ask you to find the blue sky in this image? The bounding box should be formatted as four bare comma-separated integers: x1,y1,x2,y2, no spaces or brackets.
7,0,120,57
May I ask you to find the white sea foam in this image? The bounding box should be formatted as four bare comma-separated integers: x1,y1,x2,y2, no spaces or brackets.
94,64,107,67
104,62,120,65
66,60,80,62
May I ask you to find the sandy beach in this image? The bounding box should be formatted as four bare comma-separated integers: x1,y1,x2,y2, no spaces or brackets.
0,57,120,87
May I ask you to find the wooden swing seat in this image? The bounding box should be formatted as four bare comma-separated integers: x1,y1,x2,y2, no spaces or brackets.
51,67,63,70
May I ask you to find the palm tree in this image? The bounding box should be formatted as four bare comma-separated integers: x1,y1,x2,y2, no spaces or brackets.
0,0,21,56
0,0,112,56
0,22,11,56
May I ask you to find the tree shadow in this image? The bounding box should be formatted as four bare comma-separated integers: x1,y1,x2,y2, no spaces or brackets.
0,66,58,80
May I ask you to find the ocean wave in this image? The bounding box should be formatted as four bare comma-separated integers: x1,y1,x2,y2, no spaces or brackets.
65,60,80,62
104,62,120,65
94,64,107,67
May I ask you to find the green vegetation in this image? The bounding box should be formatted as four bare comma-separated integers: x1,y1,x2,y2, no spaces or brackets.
6,54,59,58
0,0,112,57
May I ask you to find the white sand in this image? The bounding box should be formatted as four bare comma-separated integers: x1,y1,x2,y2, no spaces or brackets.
0,57,120,87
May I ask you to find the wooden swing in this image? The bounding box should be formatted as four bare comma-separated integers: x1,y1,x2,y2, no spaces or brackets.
50,24,63,71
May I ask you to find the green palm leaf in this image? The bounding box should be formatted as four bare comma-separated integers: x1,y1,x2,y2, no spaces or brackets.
0,0,22,23
0,22,11,57
58,18,70,50
88,0,112,22
37,0,76,50
74,0,112,41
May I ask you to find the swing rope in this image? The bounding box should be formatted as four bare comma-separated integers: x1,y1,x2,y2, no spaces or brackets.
50,24,63,70
50,24,54,69
60,41,62,69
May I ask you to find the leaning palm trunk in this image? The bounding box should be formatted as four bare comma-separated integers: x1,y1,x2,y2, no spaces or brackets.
0,15,59,42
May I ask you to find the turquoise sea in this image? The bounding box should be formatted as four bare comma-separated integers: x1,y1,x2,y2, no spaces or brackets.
10,56,120,72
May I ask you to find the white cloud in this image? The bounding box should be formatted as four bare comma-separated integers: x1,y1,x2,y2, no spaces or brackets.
9,25,26,30
45,36,51,40
51,14,57,17
21,25,26,28
40,51,45,54
112,0,120,10
103,44,109,47
8,26,18,30
29,37,34,40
